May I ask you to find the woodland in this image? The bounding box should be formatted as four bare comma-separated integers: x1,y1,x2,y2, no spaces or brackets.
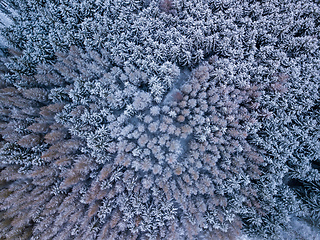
0,0,319,239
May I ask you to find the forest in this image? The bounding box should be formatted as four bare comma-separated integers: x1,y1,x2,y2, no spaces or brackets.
0,0,319,239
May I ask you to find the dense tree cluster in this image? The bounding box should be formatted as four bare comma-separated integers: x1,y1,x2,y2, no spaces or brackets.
0,0,319,239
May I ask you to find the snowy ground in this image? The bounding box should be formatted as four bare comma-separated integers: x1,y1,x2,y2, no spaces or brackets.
237,218,319,240
0,9,13,48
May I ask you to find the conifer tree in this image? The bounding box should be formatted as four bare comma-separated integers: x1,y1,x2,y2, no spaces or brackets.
0,0,320,239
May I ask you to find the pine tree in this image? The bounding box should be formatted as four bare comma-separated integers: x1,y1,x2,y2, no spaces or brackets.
1,0,320,239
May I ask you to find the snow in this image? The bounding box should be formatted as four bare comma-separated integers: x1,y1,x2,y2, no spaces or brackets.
0,9,14,47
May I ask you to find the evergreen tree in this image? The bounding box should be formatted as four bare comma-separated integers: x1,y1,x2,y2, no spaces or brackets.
0,0,320,239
